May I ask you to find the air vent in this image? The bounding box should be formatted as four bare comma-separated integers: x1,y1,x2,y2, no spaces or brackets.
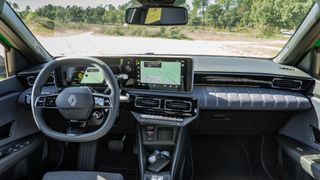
27,75,55,86
164,100,192,112
27,76,36,85
272,78,302,90
135,97,160,109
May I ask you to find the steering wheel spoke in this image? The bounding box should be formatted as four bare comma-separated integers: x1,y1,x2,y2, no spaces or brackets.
35,94,59,109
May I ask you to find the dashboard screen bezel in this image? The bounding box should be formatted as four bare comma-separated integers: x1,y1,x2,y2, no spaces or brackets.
132,57,193,93
55,65,107,87
54,56,193,93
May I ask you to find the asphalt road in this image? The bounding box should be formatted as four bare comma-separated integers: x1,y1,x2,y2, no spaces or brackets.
37,32,286,58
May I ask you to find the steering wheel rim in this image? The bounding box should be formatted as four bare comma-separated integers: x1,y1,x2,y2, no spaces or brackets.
31,57,120,142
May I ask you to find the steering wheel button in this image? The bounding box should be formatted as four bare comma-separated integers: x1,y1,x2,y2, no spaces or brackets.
104,100,111,107
36,102,44,106
95,97,105,107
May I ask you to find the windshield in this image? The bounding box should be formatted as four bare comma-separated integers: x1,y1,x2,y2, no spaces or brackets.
8,0,315,58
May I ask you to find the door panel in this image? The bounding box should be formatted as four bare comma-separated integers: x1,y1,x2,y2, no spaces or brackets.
0,76,39,146
0,76,44,178
0,76,24,95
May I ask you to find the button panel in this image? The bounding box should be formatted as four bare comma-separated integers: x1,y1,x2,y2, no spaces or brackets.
0,140,31,159
44,96,57,107
35,95,57,108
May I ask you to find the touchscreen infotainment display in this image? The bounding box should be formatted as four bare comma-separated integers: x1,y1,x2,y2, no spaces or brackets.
140,61,181,85
135,58,192,92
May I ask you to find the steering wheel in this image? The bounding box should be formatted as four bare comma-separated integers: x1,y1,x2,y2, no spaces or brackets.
31,57,120,142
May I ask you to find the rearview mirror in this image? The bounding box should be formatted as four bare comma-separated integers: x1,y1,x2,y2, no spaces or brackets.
137,0,176,5
125,6,188,25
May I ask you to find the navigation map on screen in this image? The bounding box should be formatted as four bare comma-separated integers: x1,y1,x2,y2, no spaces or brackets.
140,61,181,85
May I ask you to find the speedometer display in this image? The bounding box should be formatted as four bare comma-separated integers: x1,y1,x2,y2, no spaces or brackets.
66,66,104,85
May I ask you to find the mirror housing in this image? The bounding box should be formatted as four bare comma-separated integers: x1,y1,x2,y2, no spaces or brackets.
125,6,188,25
137,0,175,5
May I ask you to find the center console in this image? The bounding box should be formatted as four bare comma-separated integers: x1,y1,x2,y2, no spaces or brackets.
131,94,197,179
125,57,197,180
136,124,190,180
131,94,197,180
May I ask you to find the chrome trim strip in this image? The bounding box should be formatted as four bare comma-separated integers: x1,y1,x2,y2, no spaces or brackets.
140,114,183,122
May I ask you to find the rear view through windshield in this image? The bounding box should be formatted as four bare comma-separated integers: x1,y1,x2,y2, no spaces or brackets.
8,0,315,58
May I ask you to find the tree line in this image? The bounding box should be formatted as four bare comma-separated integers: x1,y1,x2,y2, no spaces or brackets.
12,3,129,28
189,0,314,33
9,0,315,35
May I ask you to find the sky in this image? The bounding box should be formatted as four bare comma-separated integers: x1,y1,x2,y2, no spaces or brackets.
7,0,193,10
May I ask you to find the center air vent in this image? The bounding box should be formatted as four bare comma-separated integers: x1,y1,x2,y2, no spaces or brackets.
272,78,302,90
135,97,160,109
164,100,192,112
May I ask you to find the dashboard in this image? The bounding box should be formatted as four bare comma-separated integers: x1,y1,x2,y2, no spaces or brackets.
16,55,315,130
18,55,315,93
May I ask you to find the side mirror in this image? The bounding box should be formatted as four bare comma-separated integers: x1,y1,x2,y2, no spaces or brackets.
125,6,188,25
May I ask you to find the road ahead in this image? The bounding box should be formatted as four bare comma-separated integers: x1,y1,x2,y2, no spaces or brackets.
36,32,286,58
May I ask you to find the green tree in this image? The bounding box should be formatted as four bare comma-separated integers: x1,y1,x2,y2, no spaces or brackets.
216,0,237,10
200,0,209,25
236,0,253,27
12,3,19,11
35,4,57,20
251,0,281,34
190,0,209,26
277,0,314,29
117,3,130,24
84,6,105,24
103,9,117,24
205,4,223,27
66,5,85,22
54,6,67,22
25,5,31,12
219,8,240,31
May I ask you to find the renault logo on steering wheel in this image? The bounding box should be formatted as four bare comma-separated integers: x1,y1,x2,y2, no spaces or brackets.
68,94,77,106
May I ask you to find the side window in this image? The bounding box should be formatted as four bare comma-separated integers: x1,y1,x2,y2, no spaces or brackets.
0,44,6,80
